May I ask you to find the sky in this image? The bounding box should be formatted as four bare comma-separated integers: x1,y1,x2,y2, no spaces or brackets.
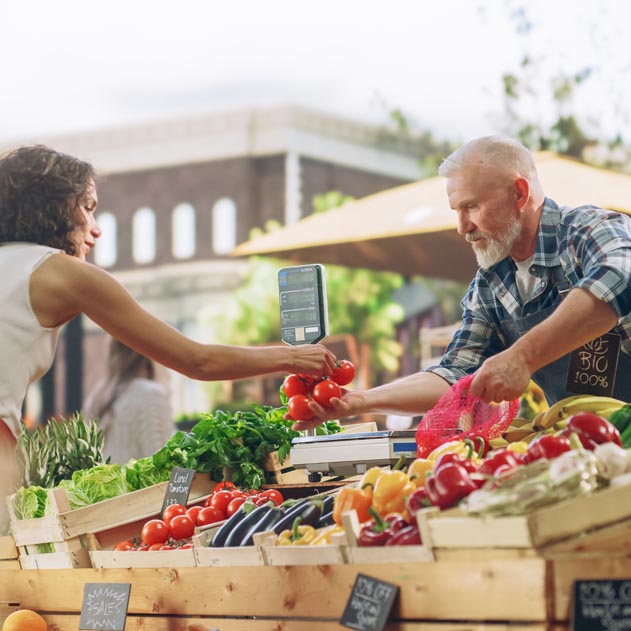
0,0,630,146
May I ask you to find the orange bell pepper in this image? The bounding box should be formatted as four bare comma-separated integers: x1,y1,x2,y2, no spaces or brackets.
332,486,372,525
371,470,415,517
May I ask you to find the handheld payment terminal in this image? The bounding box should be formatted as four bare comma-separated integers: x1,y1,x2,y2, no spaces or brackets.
278,264,329,345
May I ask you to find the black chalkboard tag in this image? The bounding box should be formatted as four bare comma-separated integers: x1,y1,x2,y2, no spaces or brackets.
79,582,131,630
572,579,631,631
565,333,620,397
340,573,399,631
161,466,196,514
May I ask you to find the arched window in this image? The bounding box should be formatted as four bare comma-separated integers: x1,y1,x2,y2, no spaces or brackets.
172,202,196,259
132,207,156,264
212,198,236,255
93,211,117,267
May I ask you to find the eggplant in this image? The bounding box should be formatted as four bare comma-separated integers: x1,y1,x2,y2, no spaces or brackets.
222,502,276,548
239,507,284,547
273,498,323,534
320,494,335,514
316,510,335,528
209,503,253,548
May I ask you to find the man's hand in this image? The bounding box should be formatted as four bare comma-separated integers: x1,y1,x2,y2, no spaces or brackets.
288,390,366,432
469,349,531,403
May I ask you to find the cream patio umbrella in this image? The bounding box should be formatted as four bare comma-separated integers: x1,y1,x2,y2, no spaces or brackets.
231,152,631,282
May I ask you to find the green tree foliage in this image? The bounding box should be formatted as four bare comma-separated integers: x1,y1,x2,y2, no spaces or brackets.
213,192,406,381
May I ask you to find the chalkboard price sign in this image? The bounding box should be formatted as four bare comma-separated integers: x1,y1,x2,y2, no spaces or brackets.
161,466,196,513
340,573,399,631
79,582,131,630
565,333,620,397
573,579,631,631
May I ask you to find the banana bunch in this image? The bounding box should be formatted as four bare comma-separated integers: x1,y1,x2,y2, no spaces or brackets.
534,394,628,430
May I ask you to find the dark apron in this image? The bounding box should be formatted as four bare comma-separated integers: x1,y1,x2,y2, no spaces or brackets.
499,266,631,405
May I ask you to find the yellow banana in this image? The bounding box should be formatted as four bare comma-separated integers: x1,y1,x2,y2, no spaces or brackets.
489,437,509,449
503,427,538,443
592,404,626,421
509,416,535,429
537,395,591,429
561,396,628,418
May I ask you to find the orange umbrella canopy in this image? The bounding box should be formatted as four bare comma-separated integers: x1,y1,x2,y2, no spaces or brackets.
231,153,631,282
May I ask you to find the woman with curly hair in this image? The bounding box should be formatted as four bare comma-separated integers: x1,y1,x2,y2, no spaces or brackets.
0,145,336,454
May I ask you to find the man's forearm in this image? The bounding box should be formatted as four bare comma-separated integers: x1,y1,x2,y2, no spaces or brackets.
512,288,618,373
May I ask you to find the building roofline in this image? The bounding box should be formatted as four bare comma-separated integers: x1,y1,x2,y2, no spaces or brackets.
0,105,423,180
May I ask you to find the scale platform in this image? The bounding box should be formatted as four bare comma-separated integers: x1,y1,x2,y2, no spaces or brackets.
289,430,418,478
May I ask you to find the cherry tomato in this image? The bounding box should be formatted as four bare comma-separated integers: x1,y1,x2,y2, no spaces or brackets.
331,360,356,386
197,506,225,526
162,503,187,525
282,374,311,398
159,544,174,550
226,497,246,518
287,394,314,420
259,489,284,506
186,505,203,524
179,543,193,549
252,495,272,507
312,379,342,407
169,514,195,540
148,543,165,551
113,539,134,552
141,519,170,546
229,490,247,499
206,490,232,513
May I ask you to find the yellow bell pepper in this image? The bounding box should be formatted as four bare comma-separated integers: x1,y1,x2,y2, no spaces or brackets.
358,466,385,495
371,470,415,516
427,439,482,465
310,524,345,546
278,516,318,545
406,458,433,488
506,441,529,455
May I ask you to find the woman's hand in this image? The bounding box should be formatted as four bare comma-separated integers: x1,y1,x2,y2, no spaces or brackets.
288,344,337,378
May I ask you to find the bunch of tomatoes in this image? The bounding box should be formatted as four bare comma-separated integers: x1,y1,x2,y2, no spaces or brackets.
283,359,355,422
112,481,285,551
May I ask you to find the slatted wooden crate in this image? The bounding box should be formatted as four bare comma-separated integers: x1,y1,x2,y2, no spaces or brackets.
0,601,19,627
7,473,216,569
254,530,349,566
193,523,267,566
416,481,631,555
0,536,19,569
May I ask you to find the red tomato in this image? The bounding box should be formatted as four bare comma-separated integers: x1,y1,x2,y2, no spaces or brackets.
229,490,247,499
148,543,165,551
179,543,193,549
169,514,195,540
282,374,311,398
226,497,246,517
197,506,225,526
113,539,134,551
207,490,233,513
159,544,174,550
141,519,170,546
259,489,284,506
287,394,314,420
312,379,342,407
213,481,236,493
252,495,272,507
162,503,187,525
331,360,356,386
186,506,203,524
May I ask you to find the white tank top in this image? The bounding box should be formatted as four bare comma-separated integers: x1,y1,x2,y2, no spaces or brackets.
0,243,64,438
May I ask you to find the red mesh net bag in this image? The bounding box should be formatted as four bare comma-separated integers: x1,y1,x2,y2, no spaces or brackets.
415,374,520,458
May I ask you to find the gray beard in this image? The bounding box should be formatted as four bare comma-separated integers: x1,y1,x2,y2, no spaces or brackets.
471,219,522,269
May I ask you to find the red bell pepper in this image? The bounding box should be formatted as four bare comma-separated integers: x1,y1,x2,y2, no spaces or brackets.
525,434,571,462
478,449,522,476
562,412,622,450
385,523,422,546
357,508,409,547
426,461,478,510
433,452,479,474
406,486,431,516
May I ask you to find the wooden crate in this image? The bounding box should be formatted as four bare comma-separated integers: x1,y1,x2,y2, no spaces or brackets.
193,524,267,566
0,601,19,627
7,474,216,569
0,536,19,569
341,509,434,564
256,530,349,566
417,482,631,552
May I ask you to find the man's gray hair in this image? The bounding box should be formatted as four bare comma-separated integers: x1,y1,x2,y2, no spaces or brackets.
438,136,537,179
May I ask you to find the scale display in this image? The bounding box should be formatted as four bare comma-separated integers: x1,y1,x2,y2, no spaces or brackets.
279,264,328,345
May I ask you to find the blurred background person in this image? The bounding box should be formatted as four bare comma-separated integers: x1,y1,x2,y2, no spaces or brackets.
84,338,174,464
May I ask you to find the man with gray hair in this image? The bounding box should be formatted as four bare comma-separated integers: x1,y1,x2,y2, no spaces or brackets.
295,136,631,430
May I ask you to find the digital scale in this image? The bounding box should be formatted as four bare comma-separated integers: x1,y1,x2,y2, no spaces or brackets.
289,430,418,479
278,264,418,480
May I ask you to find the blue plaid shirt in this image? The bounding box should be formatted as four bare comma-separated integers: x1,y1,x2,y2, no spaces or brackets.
428,197,631,384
